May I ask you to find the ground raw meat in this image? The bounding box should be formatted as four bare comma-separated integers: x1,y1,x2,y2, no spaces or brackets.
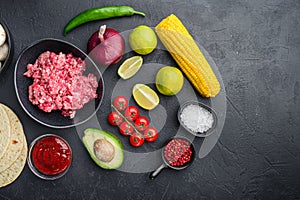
24,51,98,118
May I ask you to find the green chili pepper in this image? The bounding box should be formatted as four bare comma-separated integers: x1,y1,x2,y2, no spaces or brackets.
64,6,145,36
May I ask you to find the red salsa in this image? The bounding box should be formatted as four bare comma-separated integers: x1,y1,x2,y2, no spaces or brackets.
31,135,72,175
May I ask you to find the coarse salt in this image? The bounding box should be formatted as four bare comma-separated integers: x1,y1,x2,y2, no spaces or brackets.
180,104,214,133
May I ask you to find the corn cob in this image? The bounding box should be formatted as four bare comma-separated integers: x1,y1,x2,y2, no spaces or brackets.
155,14,220,98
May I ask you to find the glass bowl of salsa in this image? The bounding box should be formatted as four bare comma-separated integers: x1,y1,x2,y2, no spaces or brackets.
27,134,72,180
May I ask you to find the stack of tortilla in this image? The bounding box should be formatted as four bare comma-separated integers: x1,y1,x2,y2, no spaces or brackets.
0,103,27,188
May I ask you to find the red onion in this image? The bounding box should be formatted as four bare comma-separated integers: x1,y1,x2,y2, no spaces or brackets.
87,25,124,66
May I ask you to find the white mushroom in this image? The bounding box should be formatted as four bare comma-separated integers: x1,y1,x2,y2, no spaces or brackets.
0,42,8,61
0,24,6,46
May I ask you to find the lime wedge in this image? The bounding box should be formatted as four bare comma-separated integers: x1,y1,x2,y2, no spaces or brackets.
132,84,159,110
118,56,143,80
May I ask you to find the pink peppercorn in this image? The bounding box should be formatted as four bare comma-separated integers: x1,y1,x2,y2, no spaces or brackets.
163,138,193,167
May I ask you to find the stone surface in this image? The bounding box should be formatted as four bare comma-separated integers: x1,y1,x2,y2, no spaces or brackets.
0,0,299,199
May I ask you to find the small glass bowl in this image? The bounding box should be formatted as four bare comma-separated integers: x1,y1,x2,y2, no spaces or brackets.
177,101,218,137
27,134,72,180
0,18,13,75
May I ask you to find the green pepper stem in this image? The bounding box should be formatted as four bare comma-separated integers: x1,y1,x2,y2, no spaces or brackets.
133,11,146,17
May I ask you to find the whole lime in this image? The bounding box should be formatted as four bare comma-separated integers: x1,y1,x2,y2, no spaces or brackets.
129,25,157,55
156,66,184,96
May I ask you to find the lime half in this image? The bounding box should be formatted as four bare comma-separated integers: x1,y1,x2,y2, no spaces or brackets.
132,84,159,110
118,56,143,80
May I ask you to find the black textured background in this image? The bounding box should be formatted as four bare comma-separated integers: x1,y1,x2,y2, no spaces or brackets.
0,0,300,199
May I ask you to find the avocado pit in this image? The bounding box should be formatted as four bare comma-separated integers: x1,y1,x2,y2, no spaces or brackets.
93,139,115,162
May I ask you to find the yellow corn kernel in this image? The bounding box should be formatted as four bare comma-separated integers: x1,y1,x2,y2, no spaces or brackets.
155,14,220,98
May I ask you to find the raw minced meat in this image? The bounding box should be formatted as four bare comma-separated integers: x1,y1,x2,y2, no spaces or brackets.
24,51,98,118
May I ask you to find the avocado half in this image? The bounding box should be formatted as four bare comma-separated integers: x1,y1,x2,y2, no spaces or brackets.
82,128,124,170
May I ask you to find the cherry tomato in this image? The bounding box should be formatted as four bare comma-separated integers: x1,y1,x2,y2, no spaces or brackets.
124,106,139,121
144,127,158,142
119,122,134,136
134,116,149,131
113,96,128,111
129,132,144,147
107,111,123,126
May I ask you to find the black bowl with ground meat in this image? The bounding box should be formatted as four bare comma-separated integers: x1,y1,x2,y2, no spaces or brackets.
14,38,104,128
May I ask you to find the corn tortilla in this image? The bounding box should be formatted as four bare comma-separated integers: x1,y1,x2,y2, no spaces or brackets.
0,105,10,160
0,104,24,172
0,138,27,188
